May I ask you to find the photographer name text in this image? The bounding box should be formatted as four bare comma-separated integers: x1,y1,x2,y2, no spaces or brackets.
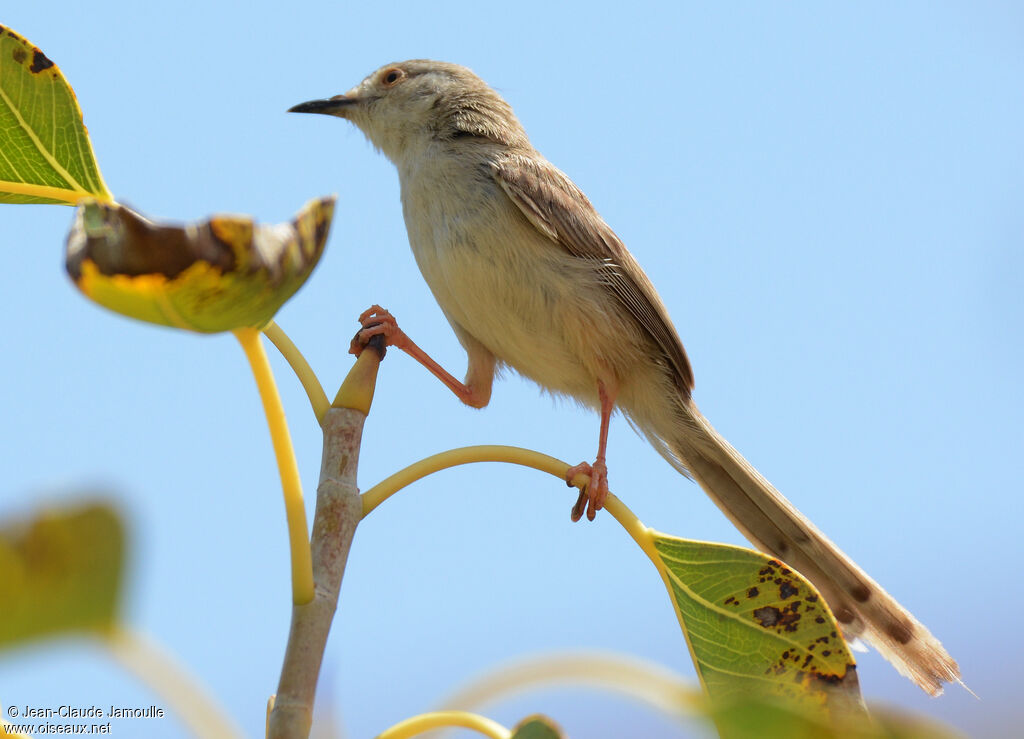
10,706,164,719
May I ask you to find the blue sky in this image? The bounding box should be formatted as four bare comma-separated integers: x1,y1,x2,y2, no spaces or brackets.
1,2,1022,737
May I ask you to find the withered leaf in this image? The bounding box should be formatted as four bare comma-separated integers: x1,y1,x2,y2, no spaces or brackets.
65,196,335,332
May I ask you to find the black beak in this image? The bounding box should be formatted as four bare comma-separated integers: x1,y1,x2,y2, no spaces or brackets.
287,96,356,115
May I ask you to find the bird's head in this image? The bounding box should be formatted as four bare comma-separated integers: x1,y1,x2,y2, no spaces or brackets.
289,60,530,163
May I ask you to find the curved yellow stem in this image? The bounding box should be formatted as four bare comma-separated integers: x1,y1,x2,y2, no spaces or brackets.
360,446,672,596
363,445,645,524
375,710,510,739
434,651,702,722
262,321,330,422
104,627,243,739
361,445,568,518
604,496,659,562
234,328,314,605
361,444,657,559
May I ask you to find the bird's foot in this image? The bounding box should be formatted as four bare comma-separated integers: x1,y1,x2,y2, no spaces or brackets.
566,459,608,522
350,304,403,356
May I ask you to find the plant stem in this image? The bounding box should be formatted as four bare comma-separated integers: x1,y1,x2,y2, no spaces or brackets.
432,651,701,723
262,321,330,423
360,445,570,517
375,711,511,739
104,627,244,739
234,328,315,605
267,407,365,739
359,444,653,556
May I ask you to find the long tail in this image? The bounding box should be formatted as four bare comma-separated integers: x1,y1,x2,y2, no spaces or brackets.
645,403,960,696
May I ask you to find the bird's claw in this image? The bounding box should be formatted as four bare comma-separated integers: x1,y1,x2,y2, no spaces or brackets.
350,304,400,356
566,460,609,522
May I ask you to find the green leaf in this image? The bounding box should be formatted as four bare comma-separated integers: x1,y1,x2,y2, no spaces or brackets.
650,534,866,732
510,715,565,739
708,695,841,739
64,196,335,332
0,503,124,647
706,695,964,739
867,705,964,739
0,26,111,204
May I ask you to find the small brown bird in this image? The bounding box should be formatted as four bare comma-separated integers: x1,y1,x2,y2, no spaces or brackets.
290,60,960,695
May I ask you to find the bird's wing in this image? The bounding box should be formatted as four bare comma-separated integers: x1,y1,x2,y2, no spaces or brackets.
492,152,694,394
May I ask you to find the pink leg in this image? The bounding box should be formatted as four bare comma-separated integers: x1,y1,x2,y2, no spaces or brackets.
566,380,618,522
351,305,492,409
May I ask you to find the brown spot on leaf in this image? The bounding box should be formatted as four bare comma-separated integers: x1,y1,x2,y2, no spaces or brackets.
806,662,858,689
815,616,825,624
746,586,759,598
754,606,781,627
30,48,54,74
805,593,818,603
13,47,27,64
779,581,798,599
753,605,802,632
723,595,738,606
886,619,914,645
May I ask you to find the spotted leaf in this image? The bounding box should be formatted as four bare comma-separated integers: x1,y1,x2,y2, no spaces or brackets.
0,26,111,205
65,196,335,332
650,535,866,729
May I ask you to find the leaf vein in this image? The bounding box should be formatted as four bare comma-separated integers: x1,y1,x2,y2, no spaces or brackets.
664,566,820,657
0,75,88,193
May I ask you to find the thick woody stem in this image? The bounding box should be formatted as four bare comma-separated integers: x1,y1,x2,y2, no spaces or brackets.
267,408,365,738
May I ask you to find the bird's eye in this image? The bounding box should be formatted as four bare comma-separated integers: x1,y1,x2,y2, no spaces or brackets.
382,68,404,86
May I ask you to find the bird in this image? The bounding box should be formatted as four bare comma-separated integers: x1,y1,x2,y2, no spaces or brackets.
289,59,960,695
